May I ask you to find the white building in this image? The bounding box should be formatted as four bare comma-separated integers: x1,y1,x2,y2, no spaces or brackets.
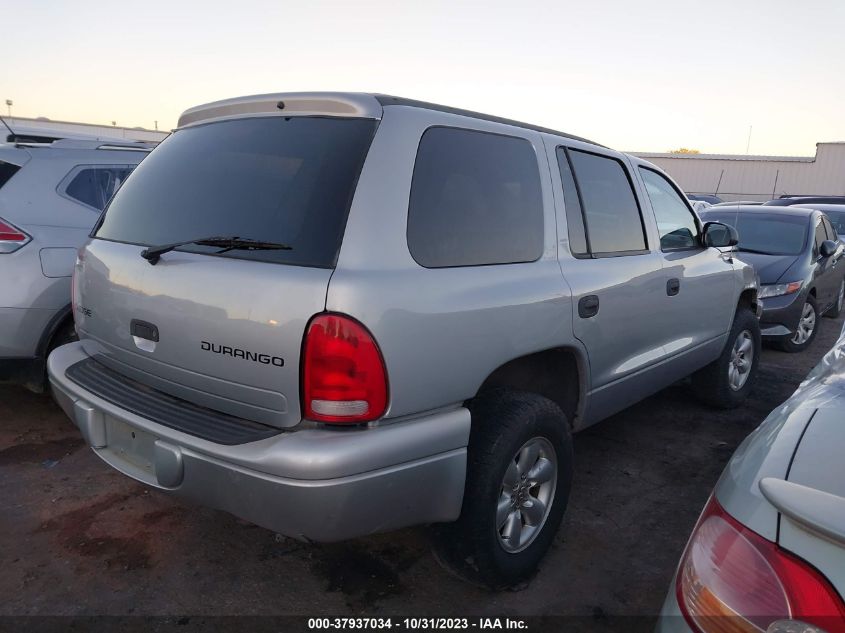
2,115,168,143
634,142,845,202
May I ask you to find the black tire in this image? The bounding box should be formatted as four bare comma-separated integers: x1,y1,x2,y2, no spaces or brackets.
691,306,761,408
777,294,819,353
431,388,573,588
825,279,844,318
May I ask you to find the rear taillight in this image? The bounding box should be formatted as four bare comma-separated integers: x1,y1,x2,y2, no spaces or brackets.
677,496,845,633
302,313,388,424
0,217,30,253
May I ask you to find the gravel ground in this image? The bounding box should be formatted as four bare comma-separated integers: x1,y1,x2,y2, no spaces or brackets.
1,315,841,629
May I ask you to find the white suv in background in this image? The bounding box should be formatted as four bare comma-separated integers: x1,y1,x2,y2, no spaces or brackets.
0,134,152,390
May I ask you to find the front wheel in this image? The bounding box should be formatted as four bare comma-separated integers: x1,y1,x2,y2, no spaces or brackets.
777,295,818,353
431,388,573,588
691,306,761,408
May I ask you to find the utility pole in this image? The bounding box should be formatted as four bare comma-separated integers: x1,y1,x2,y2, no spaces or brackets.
154,120,158,131
745,125,753,154
5,99,12,117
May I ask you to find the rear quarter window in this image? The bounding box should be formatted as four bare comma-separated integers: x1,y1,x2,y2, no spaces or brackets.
407,127,544,268
62,166,136,211
0,160,21,189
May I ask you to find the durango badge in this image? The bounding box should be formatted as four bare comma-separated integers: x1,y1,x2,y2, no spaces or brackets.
201,341,284,367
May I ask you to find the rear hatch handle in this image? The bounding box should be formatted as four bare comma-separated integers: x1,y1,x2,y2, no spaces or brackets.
760,477,845,546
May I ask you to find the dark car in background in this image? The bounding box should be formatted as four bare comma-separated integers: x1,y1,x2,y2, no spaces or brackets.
687,193,723,205
778,203,845,239
701,206,845,352
764,195,845,207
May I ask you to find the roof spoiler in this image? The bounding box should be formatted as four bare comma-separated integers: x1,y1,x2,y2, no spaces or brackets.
177,92,383,128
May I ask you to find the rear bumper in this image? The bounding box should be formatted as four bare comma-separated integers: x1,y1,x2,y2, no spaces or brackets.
48,341,470,542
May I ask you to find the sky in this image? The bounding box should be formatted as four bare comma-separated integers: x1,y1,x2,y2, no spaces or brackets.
2,0,844,156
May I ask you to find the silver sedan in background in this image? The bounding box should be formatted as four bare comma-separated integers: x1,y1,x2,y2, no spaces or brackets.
657,322,845,632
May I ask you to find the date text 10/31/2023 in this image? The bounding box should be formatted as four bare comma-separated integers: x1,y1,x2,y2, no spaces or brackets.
307,618,528,630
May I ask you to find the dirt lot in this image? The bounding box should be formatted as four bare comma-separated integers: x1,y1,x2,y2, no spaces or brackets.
1,316,842,628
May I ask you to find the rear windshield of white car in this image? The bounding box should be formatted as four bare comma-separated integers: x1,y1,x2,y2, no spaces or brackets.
95,116,377,268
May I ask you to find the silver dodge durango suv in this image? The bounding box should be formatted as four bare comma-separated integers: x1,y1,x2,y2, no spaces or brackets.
48,93,761,586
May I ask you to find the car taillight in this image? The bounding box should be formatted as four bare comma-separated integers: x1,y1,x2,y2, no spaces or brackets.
302,313,388,424
0,217,30,253
677,496,845,633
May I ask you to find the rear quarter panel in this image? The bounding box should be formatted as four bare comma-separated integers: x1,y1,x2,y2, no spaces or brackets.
779,404,845,597
329,106,583,421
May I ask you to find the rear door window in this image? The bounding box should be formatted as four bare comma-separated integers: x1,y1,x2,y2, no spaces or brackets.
555,148,588,256
407,127,544,268
95,117,377,268
566,149,647,255
63,166,135,211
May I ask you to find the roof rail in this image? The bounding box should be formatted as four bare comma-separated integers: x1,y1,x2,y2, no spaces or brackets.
12,138,156,151
96,143,154,152
374,94,604,147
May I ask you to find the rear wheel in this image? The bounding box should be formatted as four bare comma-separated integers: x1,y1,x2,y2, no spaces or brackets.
825,280,844,318
692,306,760,408
777,295,818,353
432,388,573,588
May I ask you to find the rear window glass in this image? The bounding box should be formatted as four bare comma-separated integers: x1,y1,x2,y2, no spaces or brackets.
64,166,135,211
407,127,543,268
96,117,377,268
703,212,807,256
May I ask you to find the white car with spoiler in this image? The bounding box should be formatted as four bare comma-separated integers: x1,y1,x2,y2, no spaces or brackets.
657,324,845,632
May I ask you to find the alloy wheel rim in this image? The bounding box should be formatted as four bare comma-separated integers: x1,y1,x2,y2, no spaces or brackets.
728,330,754,391
791,302,817,345
496,437,557,554
838,282,844,312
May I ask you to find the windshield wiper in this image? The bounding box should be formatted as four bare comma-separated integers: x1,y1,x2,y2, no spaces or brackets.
140,236,292,265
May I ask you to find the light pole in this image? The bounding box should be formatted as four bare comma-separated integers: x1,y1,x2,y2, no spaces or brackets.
5,100,12,117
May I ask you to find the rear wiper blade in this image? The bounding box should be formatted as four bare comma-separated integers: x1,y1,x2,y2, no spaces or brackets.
141,236,292,265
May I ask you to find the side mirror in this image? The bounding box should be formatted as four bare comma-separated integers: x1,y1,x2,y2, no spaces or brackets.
703,221,739,248
820,239,837,258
